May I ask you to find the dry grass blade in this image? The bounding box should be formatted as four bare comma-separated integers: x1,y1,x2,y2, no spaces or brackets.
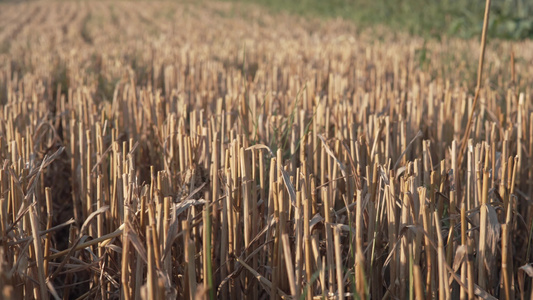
80,205,109,235
235,257,290,299
45,224,125,261
393,130,423,170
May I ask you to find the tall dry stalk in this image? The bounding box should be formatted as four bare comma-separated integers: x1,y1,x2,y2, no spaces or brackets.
457,0,492,168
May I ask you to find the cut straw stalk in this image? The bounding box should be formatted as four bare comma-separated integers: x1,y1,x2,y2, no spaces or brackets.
478,168,489,290
333,225,344,300
183,219,196,300
203,205,214,300
281,233,297,296
434,211,450,300
43,188,53,277
121,225,131,300
29,202,47,300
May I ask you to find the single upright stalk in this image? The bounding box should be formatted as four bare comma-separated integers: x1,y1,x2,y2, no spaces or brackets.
203,205,214,300
458,0,492,168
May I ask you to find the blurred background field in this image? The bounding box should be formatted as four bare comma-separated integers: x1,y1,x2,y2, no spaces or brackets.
229,0,533,40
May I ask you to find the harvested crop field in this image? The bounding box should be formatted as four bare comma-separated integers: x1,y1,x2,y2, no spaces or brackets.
1,0,533,299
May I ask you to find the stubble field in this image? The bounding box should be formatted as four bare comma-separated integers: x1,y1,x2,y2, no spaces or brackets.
1,1,533,299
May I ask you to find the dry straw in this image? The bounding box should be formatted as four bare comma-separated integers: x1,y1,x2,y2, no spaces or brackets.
0,0,532,299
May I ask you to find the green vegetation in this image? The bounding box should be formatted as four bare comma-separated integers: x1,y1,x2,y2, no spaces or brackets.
232,0,533,39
